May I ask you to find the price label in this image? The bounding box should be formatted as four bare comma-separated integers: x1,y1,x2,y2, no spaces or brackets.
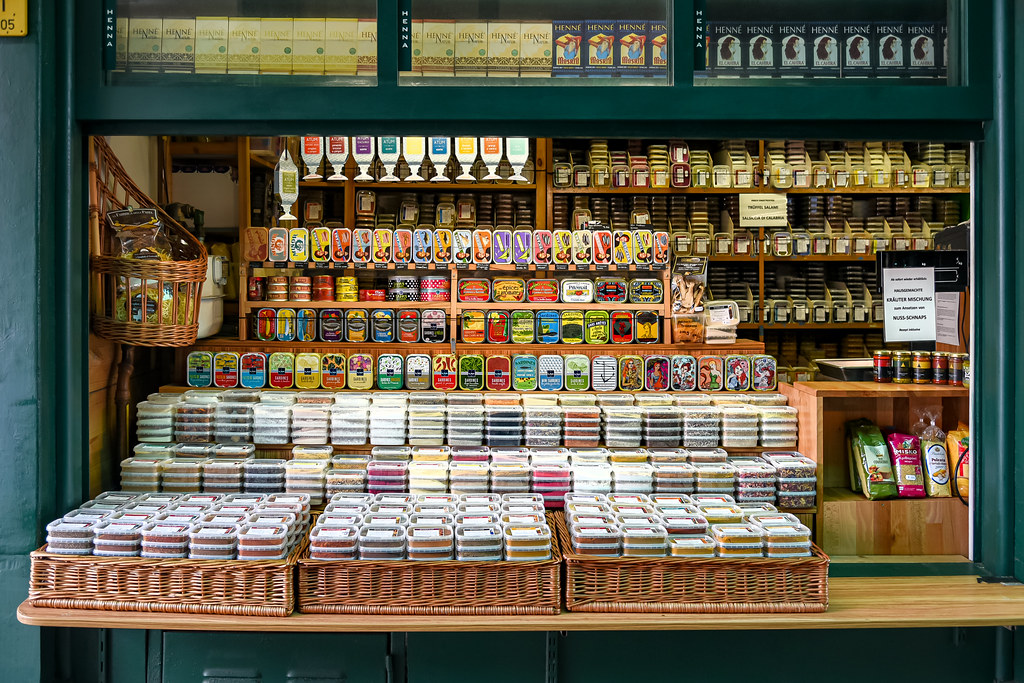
595,264,609,271
374,263,389,270
515,264,530,271
577,264,590,272
1,0,28,37
555,264,569,271
415,263,429,270
477,263,490,271
273,262,288,269
456,264,470,270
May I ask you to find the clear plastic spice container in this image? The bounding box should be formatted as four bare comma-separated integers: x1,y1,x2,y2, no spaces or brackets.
669,535,717,557
763,453,817,478
620,524,668,556
673,394,712,407
697,504,744,524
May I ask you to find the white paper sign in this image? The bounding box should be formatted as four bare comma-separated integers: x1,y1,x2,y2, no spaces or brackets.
883,267,937,342
739,194,788,227
935,292,961,346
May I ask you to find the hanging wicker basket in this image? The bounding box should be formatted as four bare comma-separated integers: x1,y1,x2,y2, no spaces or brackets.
89,136,207,347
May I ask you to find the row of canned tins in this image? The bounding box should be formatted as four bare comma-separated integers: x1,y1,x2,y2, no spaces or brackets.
250,309,664,345
263,225,671,267
251,275,452,304
187,352,777,393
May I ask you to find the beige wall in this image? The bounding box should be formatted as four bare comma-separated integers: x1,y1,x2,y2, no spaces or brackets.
106,135,159,199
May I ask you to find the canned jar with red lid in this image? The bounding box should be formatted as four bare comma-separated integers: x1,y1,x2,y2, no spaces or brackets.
872,350,892,383
931,352,949,385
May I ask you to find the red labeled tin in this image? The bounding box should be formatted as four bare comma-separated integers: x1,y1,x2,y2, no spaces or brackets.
331,227,352,263
486,355,512,391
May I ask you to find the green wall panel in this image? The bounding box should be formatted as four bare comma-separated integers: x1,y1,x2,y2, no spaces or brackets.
406,632,548,683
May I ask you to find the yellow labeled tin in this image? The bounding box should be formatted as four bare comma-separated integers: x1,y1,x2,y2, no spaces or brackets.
294,353,322,389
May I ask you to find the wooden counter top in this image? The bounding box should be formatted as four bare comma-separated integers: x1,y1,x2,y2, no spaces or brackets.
17,576,1024,632
786,381,970,399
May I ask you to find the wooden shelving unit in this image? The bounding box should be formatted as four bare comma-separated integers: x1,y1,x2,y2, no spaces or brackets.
780,381,970,560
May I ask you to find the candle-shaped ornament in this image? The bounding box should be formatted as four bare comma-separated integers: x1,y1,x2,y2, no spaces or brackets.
403,136,427,181
326,135,350,181
301,136,325,180
274,150,300,220
480,137,503,181
428,136,452,182
378,136,402,182
507,137,530,182
454,136,479,182
352,136,376,182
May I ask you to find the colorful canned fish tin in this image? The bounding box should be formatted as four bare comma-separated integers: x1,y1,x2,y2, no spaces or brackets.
376,354,405,390
552,230,572,264
535,310,561,344
595,277,627,303
371,309,395,343
412,229,433,263
591,355,618,392
653,231,671,265
255,311,278,343
613,230,633,265
212,352,239,388
472,229,492,264
628,278,664,303
565,355,591,391
331,227,352,263
532,230,553,265
268,352,295,389
584,310,610,344
320,353,347,389
432,354,458,391
296,308,317,342
345,309,368,343
310,227,331,262
671,355,697,392
319,309,344,342
697,355,725,392
268,227,288,262
560,279,594,303
618,355,644,391
288,227,309,262
511,310,535,344
492,278,526,303
393,228,413,264
421,309,447,343
347,353,374,390
645,355,671,392
372,228,393,263
751,354,778,392
239,352,267,389
526,279,559,303
512,354,538,392
186,351,213,387
433,228,453,263
593,230,613,265
458,278,491,303
492,229,512,265
560,310,585,344
352,228,372,264
632,229,653,264
512,229,533,265
453,229,472,264
405,354,432,391
636,311,660,343
725,355,751,391
572,231,593,264
276,308,296,342
486,355,512,391
486,310,511,344
538,355,564,391
398,309,420,343
295,352,322,390
611,310,635,344
459,354,485,391
461,310,486,343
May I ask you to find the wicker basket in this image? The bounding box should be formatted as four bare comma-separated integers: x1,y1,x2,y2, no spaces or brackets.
554,515,829,613
28,540,302,616
297,513,561,615
89,136,207,347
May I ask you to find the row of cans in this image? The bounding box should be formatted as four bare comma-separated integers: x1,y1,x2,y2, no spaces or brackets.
250,308,663,345
187,351,777,393
456,277,663,304
261,225,671,266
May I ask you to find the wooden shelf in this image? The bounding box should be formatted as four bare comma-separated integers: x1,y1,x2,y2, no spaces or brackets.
782,186,969,195
787,381,969,399
20,576,1024,631
169,140,238,160
760,254,880,263
249,150,277,170
245,301,444,310
551,186,969,195
452,302,665,311
304,181,537,191
739,323,882,330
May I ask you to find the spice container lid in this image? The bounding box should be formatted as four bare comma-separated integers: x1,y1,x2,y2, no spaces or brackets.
189,523,239,542
237,523,289,544
620,524,668,546
651,494,693,505
558,393,598,407
669,535,717,555
688,448,728,463
570,524,622,542
503,524,552,545
182,389,222,404
711,523,765,543
596,394,636,406
673,394,713,406
762,524,812,543
447,393,484,405
634,395,674,407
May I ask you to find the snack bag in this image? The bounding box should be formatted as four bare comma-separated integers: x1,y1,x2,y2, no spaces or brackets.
886,432,926,498
846,419,897,500
947,427,970,500
913,412,951,497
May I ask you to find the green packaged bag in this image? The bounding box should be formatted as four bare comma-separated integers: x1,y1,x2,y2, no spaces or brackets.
847,418,898,500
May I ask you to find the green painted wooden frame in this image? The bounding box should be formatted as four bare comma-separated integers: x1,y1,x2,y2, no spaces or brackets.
53,0,1013,580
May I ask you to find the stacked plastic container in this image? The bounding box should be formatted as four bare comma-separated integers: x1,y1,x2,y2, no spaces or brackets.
369,393,408,446
560,394,600,447
367,446,410,494
284,459,328,505
119,456,166,492
531,462,571,507
682,406,722,447
291,393,332,445
174,391,219,443
759,406,799,448
602,404,643,448
409,461,449,495
485,402,523,447
203,458,247,495
733,459,778,505
253,392,293,445
612,463,655,494
163,445,212,493
327,453,369,495
244,458,286,495
651,447,695,494
408,393,446,446
525,405,562,447
448,456,490,495
447,404,485,447
214,400,254,445
765,452,818,509
721,406,760,448
331,393,370,445
639,398,682,448
136,393,180,443
694,462,736,497
490,448,531,494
